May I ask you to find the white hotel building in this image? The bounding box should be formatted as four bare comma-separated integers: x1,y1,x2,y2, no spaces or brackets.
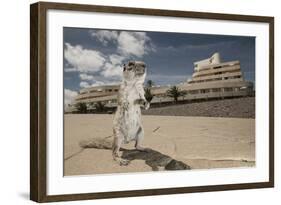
70,52,253,110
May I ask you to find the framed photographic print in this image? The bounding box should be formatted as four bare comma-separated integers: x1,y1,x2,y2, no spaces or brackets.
30,1,274,202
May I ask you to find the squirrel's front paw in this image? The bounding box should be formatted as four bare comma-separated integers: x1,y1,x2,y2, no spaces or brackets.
144,101,150,110
140,99,150,110
134,98,150,109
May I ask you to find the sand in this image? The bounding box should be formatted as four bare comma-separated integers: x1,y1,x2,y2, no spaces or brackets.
64,114,255,176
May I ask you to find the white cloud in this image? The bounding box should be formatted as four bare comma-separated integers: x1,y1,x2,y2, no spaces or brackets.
80,80,119,88
117,31,154,57
64,30,156,91
101,62,123,78
64,67,77,72
90,30,155,58
64,43,106,73
89,30,118,45
79,73,94,81
64,89,78,106
91,81,105,87
109,54,124,65
80,81,90,88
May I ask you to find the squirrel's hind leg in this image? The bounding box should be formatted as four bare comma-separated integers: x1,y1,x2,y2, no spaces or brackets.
112,129,130,166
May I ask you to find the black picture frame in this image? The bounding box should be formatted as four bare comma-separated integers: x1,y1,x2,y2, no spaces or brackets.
30,1,274,202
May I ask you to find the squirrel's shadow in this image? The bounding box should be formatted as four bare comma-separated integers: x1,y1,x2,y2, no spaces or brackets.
79,138,190,171
121,148,190,171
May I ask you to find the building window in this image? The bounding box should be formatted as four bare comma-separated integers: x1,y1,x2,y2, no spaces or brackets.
212,88,221,92
224,87,233,92
189,90,199,94
215,78,222,81
201,89,210,93
229,75,241,79
214,72,223,75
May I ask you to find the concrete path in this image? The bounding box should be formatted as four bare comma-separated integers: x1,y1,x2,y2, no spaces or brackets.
64,114,255,176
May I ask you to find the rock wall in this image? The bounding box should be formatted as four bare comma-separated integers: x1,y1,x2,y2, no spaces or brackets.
142,97,255,118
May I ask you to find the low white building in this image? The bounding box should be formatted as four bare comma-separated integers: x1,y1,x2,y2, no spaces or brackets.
69,52,253,111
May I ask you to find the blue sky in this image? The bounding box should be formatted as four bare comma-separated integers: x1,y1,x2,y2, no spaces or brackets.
63,27,255,105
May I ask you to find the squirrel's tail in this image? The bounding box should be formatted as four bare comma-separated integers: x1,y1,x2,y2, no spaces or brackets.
79,137,112,150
